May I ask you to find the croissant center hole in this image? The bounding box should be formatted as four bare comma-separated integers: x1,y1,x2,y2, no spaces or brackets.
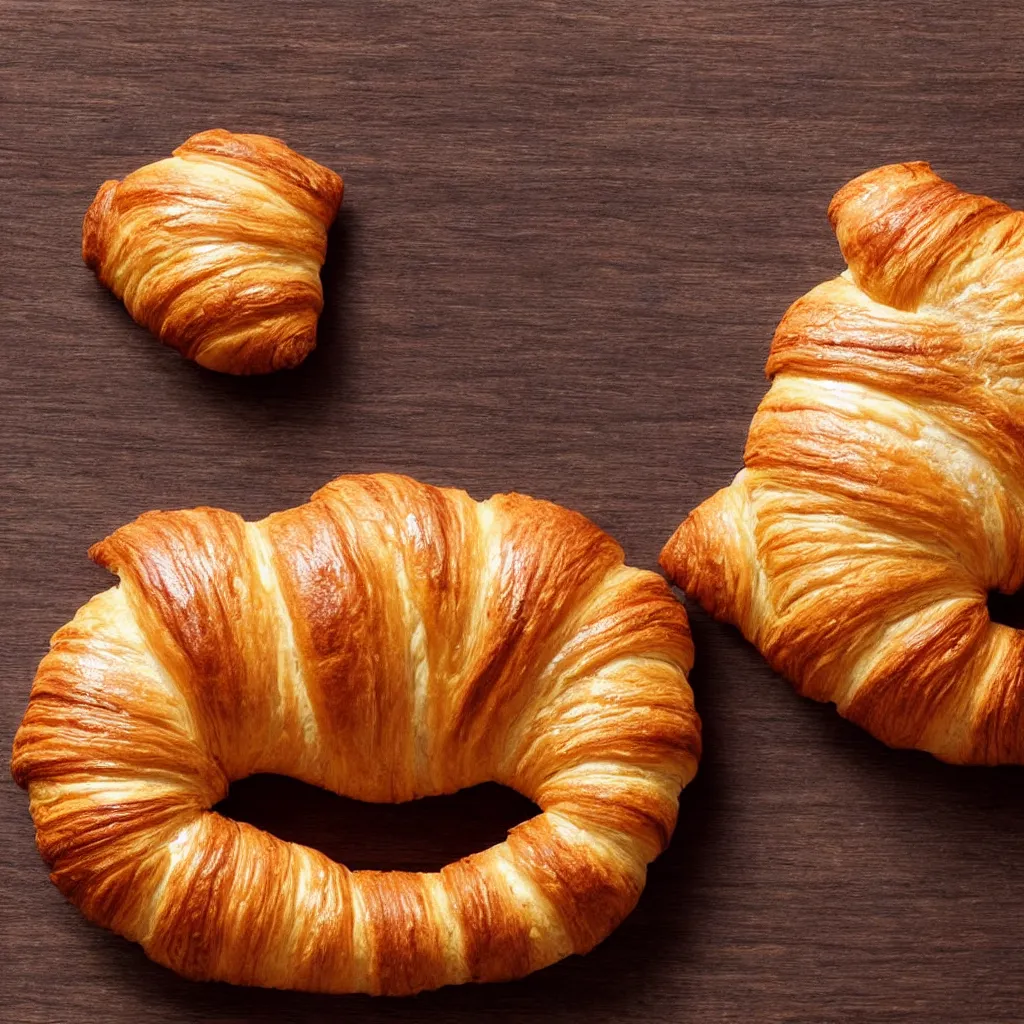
986,588,1024,630
213,775,539,872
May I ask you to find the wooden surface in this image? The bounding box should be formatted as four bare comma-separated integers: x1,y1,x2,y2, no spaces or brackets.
3,1,1024,1021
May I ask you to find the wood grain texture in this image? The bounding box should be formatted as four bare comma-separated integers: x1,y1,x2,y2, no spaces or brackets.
2,0,1024,1020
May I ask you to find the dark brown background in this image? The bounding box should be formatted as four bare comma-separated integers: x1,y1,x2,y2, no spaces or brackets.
3,1,1024,1021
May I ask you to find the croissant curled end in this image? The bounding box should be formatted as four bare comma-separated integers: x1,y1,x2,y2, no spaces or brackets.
828,160,1015,313
660,480,754,632
827,160,937,234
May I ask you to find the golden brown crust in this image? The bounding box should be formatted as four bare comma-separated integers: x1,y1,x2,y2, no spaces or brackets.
82,129,343,374
661,162,1024,765
12,473,700,994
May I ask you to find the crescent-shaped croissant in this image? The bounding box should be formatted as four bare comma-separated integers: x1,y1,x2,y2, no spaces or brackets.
82,129,343,374
12,474,700,994
661,162,1024,765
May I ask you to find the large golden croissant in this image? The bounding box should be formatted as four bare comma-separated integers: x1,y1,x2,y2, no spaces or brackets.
12,474,700,994
82,129,343,374
662,162,1024,765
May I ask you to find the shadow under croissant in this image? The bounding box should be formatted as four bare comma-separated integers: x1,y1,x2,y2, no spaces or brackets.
215,776,540,874
817,689,1024,818
986,587,1024,632
683,590,1024,821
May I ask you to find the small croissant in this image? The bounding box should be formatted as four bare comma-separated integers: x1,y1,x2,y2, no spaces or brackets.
662,162,1024,765
82,129,343,374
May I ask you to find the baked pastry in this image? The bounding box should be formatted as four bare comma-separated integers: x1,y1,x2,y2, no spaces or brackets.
662,162,1024,765
12,473,700,994
82,129,343,374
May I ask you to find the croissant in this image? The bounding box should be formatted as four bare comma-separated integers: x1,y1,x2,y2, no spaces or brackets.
662,162,1024,765
82,129,343,374
12,473,700,994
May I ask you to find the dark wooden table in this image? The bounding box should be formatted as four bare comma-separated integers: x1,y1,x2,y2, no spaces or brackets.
3,2,1024,1021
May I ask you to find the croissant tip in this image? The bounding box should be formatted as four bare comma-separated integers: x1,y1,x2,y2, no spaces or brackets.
658,524,687,587
87,538,114,570
82,179,119,272
10,748,26,789
329,175,344,219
